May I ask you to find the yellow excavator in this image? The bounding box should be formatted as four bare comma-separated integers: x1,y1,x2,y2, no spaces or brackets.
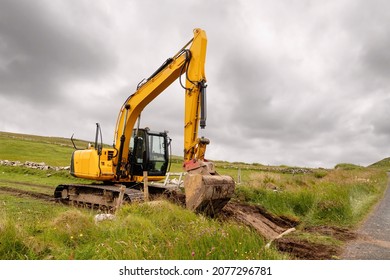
54,28,235,216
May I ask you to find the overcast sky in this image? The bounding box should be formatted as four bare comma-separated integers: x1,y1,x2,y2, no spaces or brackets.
1,0,390,168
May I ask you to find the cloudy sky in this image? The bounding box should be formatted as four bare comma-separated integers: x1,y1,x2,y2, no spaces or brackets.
1,0,390,168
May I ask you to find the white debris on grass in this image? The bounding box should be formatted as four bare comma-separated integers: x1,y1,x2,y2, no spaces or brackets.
94,213,116,223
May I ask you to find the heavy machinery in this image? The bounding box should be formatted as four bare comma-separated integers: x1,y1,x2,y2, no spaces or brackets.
54,28,235,216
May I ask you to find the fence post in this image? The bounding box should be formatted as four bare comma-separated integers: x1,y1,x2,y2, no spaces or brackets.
143,171,149,201
116,185,126,212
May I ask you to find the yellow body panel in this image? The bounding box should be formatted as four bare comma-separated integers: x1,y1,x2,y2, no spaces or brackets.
71,148,115,181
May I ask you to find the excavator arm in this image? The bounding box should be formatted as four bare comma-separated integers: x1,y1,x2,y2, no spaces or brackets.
113,28,209,179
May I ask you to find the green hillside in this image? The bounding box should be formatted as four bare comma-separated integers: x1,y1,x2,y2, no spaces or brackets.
0,131,89,166
368,157,390,170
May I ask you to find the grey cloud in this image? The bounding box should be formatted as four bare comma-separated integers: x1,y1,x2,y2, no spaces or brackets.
0,0,117,105
370,98,390,138
340,0,390,91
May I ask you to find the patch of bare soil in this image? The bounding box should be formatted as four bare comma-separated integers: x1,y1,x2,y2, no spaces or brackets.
275,238,340,260
0,179,54,189
274,226,357,260
304,225,357,241
0,186,54,201
220,201,358,260
163,189,186,206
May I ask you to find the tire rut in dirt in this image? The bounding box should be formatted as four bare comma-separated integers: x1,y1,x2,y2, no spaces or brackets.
0,179,54,189
0,186,54,202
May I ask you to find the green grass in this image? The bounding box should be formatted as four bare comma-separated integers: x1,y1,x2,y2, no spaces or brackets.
0,197,284,260
368,157,390,170
235,168,388,228
334,163,365,170
0,131,89,166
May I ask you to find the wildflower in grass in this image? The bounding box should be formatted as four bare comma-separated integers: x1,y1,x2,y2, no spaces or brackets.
206,246,216,256
220,229,228,238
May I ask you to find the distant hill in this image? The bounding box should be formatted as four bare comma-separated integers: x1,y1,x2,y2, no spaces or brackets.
368,157,390,169
334,163,365,170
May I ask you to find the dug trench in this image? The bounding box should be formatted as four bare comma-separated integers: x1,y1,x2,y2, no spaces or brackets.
0,182,357,260
220,202,358,260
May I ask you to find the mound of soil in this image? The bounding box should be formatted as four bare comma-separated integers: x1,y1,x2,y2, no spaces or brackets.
275,226,357,260
275,238,340,260
221,202,299,240
304,225,357,241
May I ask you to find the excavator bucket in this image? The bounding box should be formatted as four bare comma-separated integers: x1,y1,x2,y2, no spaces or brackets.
184,173,235,216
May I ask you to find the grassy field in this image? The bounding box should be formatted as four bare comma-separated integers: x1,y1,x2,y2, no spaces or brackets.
0,131,389,260
235,166,387,227
0,131,89,166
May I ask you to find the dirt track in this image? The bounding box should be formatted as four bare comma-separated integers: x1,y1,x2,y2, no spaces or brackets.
342,176,390,259
0,185,54,201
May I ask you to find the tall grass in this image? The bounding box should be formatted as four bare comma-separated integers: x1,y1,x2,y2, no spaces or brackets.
236,168,388,228
0,196,285,260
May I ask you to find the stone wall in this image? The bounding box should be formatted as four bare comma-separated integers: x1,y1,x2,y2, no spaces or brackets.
0,160,70,171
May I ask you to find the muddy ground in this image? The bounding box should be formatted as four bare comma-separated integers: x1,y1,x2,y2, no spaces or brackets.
275,226,357,260
0,182,357,260
0,185,54,201
221,202,357,260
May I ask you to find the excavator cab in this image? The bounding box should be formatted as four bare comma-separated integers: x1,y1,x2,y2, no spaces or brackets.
129,128,169,177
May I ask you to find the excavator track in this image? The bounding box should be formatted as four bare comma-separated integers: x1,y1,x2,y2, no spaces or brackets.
54,184,144,211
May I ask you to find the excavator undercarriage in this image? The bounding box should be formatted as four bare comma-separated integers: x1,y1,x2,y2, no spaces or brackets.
55,167,235,216
54,184,144,210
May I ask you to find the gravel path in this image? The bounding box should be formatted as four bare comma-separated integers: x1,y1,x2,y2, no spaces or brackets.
342,176,390,259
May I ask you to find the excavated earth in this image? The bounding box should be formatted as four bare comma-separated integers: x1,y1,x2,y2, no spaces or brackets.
221,202,299,239
221,202,357,260
274,226,357,259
